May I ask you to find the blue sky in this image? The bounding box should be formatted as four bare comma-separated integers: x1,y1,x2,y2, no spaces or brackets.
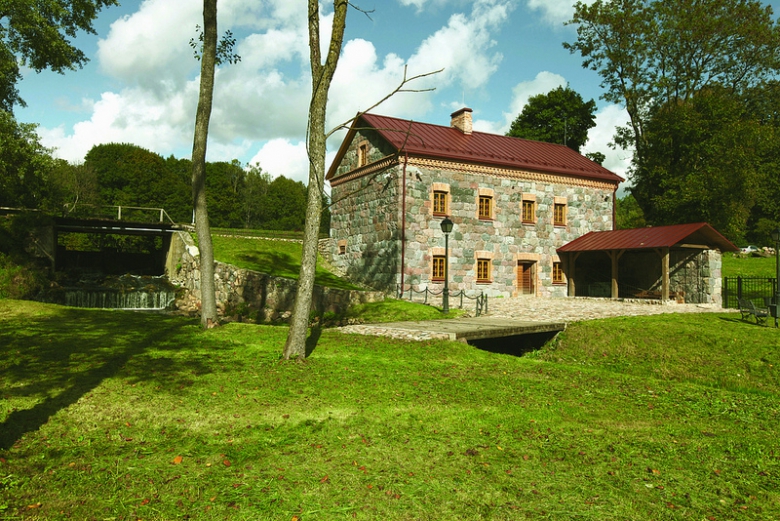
15,0,780,188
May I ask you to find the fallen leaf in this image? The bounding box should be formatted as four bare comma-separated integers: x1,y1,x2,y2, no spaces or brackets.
140,498,150,506
651,469,661,475
172,456,183,465
223,459,232,467
320,475,329,483
27,503,42,509
292,516,300,521
125,422,131,427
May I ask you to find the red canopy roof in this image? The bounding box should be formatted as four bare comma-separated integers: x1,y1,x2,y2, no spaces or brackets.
327,112,623,184
557,223,738,253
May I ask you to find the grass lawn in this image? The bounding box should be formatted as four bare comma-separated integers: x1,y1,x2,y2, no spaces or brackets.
209,235,361,291
722,252,777,278
1,299,778,520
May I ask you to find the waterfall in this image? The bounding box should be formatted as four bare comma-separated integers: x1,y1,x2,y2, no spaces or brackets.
62,274,177,311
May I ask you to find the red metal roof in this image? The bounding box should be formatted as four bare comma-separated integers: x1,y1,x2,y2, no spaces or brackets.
557,223,738,253
327,112,623,184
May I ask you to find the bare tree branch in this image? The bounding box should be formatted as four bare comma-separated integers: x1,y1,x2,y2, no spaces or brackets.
325,65,443,140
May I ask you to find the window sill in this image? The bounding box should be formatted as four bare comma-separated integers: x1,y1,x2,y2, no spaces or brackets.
476,280,492,284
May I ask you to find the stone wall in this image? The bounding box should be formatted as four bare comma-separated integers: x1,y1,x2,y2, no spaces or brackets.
167,232,384,321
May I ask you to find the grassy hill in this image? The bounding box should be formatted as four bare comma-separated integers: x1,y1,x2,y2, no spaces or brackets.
0,299,777,519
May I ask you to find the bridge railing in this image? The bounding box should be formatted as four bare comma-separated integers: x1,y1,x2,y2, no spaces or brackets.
63,204,176,224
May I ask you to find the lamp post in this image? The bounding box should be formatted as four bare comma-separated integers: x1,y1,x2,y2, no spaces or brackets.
773,228,780,328
440,217,454,314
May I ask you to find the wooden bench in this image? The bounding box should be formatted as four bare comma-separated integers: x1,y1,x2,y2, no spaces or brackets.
738,298,769,325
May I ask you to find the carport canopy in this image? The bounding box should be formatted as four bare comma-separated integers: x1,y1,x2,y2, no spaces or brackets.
556,222,738,300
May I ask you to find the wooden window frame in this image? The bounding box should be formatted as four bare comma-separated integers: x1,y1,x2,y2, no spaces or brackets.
478,195,493,220
552,261,565,285
338,240,347,255
476,258,492,283
522,199,536,224
553,202,567,227
432,255,446,281
433,190,448,216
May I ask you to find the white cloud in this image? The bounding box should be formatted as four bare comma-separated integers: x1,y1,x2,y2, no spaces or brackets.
40,88,197,162
526,0,594,26
583,104,633,183
248,139,309,183
473,71,566,133
407,1,512,93
97,0,201,89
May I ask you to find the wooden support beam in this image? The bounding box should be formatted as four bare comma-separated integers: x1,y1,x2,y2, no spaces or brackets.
566,252,581,297
606,250,625,299
661,247,670,300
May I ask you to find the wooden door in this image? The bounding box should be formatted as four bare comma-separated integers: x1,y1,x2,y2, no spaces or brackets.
517,261,535,295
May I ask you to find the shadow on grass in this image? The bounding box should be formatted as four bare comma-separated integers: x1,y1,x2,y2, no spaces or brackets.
0,307,224,450
718,315,774,327
469,331,560,357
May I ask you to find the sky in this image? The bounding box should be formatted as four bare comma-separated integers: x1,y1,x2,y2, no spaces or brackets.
16,0,780,190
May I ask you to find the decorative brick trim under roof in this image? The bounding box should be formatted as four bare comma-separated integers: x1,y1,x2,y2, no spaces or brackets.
327,112,624,185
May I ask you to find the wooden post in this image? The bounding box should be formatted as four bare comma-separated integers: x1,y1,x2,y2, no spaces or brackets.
661,247,670,301
607,250,625,299
567,252,580,297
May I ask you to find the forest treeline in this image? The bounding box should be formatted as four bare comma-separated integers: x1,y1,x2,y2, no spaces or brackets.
1,132,324,232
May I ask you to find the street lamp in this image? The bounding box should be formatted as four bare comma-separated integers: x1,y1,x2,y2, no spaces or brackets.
772,228,780,328
440,217,454,314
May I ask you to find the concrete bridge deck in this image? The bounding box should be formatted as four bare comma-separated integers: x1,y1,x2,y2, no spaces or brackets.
339,316,566,343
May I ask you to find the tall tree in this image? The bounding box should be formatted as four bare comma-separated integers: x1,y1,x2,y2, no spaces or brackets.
0,0,117,111
283,0,349,359
566,0,780,236
190,0,220,329
635,88,766,242
566,0,780,162
506,85,597,153
0,111,54,208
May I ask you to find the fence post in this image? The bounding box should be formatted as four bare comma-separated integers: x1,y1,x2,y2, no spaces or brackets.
737,276,742,301
723,278,729,309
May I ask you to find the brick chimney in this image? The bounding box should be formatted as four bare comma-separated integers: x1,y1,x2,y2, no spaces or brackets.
450,107,473,135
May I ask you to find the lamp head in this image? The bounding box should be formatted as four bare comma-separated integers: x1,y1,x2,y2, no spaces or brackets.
440,217,454,234
772,228,780,244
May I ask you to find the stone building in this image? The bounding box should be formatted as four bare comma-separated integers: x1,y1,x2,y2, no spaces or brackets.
325,108,623,298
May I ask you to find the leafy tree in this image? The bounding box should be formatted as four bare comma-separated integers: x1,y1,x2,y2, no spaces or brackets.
506,85,597,153
566,0,780,162
0,111,54,208
83,143,190,222
0,0,118,111
615,193,646,229
242,163,271,228
205,160,246,228
47,160,100,215
566,0,780,238
266,176,306,231
633,88,766,243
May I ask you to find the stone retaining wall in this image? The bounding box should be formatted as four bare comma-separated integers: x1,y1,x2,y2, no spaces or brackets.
166,231,384,321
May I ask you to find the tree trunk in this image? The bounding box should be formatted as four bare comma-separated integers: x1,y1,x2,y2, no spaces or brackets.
191,0,219,328
283,0,348,359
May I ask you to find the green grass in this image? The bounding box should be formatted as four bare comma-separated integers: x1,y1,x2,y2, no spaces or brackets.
209,235,361,291
1,299,778,520
722,252,777,278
